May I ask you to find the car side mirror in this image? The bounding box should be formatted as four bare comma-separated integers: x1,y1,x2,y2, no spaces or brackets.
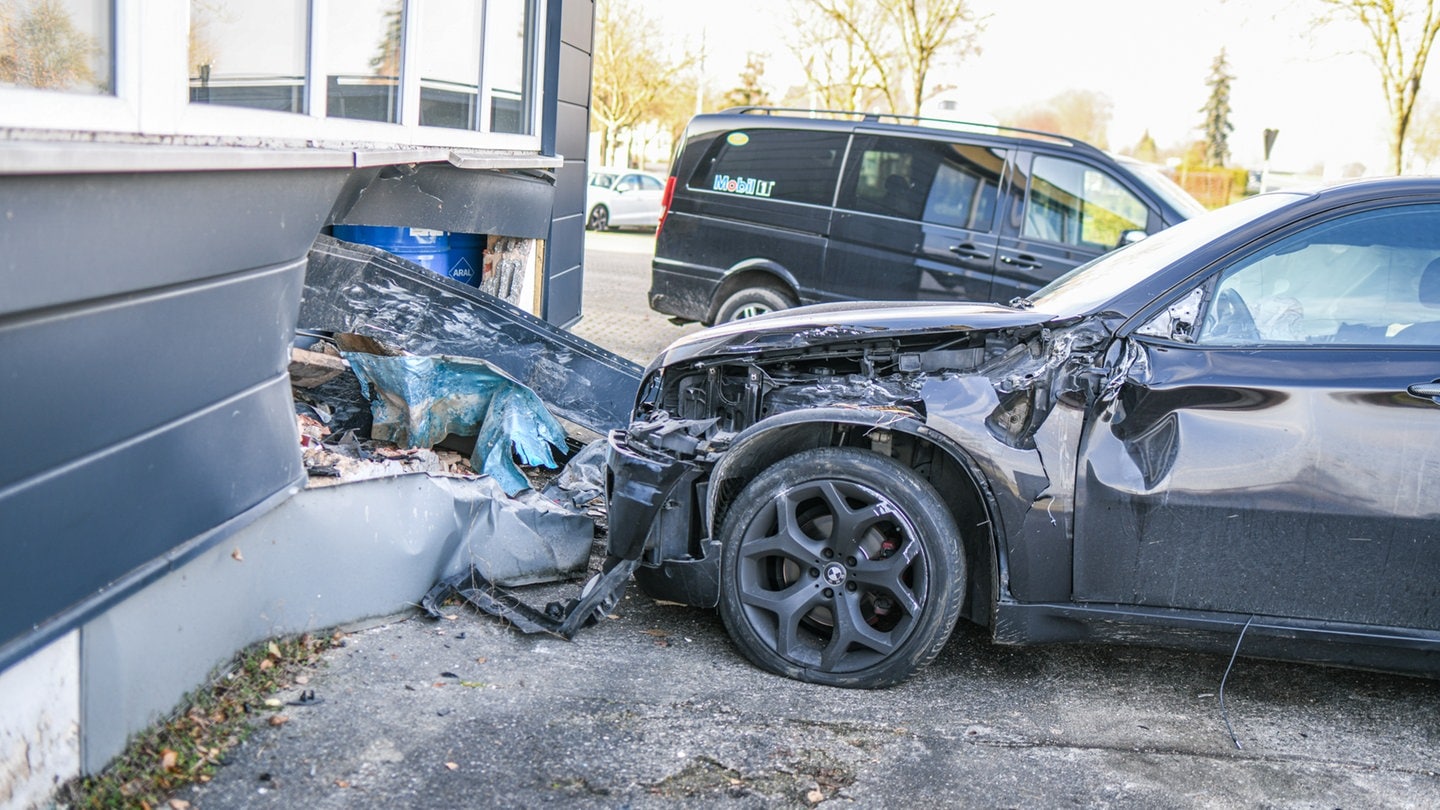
1117,229,1147,248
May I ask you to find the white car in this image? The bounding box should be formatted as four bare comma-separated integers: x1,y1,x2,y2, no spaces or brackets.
586,168,665,231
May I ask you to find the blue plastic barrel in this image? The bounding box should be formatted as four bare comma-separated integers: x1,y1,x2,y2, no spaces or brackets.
446,232,486,287
331,225,451,278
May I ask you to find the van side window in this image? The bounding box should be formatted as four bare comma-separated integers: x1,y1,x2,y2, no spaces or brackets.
837,136,1002,230
691,129,848,206
1023,156,1149,248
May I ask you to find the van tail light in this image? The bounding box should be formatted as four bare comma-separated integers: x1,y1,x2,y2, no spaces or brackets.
657,175,677,236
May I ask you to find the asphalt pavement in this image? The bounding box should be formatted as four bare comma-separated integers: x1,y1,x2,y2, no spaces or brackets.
174,229,1440,809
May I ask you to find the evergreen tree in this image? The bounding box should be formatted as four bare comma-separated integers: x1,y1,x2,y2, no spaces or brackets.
722,54,772,108
1198,48,1235,167
1198,47,1232,167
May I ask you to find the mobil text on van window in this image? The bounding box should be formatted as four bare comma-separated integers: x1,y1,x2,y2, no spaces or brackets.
712,175,776,198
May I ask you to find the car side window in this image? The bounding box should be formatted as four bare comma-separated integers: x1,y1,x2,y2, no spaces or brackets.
616,175,640,192
637,174,663,192
836,135,1002,229
692,129,848,206
1191,204,1440,346
1023,156,1149,248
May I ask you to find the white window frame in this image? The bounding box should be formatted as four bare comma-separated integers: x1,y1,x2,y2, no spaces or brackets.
0,0,546,153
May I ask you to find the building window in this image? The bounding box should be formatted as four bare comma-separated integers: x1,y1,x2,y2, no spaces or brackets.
417,0,482,130
327,0,402,123
483,0,533,135
0,0,113,95
189,0,309,113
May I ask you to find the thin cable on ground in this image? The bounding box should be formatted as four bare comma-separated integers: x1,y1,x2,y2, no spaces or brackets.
1219,615,1255,750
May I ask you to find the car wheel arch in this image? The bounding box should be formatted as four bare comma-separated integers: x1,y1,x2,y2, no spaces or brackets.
706,263,801,324
704,408,1002,628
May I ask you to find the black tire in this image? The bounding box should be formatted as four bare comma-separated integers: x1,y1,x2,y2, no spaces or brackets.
714,286,794,323
586,205,610,231
717,447,965,688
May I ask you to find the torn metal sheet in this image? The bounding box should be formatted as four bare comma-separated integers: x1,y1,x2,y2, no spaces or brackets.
421,558,638,639
301,235,642,433
434,476,595,587
342,351,568,494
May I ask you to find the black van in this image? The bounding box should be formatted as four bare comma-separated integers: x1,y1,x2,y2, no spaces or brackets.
648,107,1207,324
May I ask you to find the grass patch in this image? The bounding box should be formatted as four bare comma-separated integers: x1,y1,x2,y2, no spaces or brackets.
58,631,339,809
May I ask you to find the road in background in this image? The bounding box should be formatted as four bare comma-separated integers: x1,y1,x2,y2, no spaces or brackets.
568,229,703,366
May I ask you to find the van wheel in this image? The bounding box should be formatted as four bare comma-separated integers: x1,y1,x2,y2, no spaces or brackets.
717,447,965,688
716,286,794,322
586,205,611,231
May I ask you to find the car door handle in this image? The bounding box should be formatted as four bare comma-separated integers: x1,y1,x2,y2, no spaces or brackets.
948,243,991,260
1406,381,1440,400
1000,254,1042,270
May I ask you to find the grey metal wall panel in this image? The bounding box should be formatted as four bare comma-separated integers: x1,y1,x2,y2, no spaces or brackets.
560,0,594,53
554,161,587,218
0,169,347,318
2,374,304,662
557,42,593,106
332,164,555,239
1,263,302,490
555,102,591,163
546,262,584,327
550,210,585,268
0,165,352,673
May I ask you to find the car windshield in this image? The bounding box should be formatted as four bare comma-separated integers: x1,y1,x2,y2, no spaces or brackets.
590,173,619,189
1027,192,1303,317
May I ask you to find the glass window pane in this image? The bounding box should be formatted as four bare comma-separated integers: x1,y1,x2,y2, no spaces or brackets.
1024,156,1148,249
694,129,847,207
189,0,307,113
326,0,402,123
1,0,112,95
837,135,1001,230
418,0,481,130
484,0,531,134
1198,205,1440,345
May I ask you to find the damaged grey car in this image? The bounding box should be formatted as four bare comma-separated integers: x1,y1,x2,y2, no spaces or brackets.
605,176,1440,688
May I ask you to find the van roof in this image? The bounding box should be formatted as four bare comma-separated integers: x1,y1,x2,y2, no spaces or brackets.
710,106,1100,156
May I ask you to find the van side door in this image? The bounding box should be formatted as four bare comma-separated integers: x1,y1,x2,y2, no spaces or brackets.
824,134,1007,305
994,152,1155,304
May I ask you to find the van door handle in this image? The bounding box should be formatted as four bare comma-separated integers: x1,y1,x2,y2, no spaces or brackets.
1000,254,1042,270
1406,381,1440,400
949,243,991,260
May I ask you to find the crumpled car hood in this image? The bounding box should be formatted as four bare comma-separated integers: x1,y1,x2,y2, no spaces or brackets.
651,301,1059,367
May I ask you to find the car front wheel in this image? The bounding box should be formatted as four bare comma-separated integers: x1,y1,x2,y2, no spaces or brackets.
717,447,965,688
586,205,610,231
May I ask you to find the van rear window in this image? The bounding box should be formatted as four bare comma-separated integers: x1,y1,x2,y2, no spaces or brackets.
690,129,848,206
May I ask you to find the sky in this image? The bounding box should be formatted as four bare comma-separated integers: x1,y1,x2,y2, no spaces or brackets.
660,0,1401,176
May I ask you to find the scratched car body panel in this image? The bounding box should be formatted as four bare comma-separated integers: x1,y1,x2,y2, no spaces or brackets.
603,177,1440,688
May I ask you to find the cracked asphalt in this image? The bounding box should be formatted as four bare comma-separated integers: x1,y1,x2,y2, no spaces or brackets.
178,230,1440,808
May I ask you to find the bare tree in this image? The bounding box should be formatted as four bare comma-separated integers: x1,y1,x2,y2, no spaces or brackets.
1317,0,1440,174
590,0,689,166
0,0,99,91
722,54,773,108
891,0,983,114
788,0,889,111
789,0,984,115
1001,89,1113,148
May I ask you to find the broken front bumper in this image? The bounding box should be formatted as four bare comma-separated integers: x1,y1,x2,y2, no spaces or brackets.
605,429,721,608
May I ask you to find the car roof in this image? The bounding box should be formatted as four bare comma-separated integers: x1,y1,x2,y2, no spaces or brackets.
694,106,1109,160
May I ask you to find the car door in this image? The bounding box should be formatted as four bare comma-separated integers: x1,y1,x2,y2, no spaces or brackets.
994,152,1155,305
1072,202,1440,631
608,173,654,225
824,134,1006,304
